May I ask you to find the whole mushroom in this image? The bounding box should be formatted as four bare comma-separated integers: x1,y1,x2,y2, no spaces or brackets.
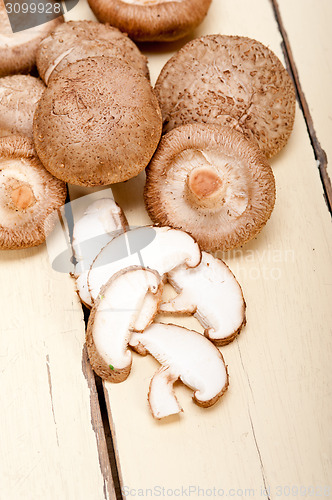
87,0,212,42
0,75,45,139
144,123,276,252
33,56,162,186
0,135,67,250
155,34,296,158
0,1,63,77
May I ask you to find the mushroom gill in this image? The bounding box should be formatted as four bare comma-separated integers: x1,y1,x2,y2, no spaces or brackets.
144,123,276,252
0,135,67,250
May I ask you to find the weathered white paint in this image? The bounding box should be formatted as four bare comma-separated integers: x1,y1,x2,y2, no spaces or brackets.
277,0,332,178
1,0,331,497
0,245,115,498
107,0,332,498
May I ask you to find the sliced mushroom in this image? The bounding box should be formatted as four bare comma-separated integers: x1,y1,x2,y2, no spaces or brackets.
155,34,296,158
130,323,229,419
144,123,276,252
86,226,201,307
87,0,212,42
0,2,63,77
86,266,163,382
33,56,162,186
36,20,149,84
160,251,246,345
0,75,45,139
0,135,67,249
73,198,128,307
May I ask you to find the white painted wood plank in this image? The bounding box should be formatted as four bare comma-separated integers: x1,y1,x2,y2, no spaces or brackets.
105,0,332,497
0,246,115,498
57,1,331,497
276,0,332,178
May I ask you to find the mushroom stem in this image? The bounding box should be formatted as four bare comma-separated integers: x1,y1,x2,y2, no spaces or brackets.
186,166,225,209
11,184,35,210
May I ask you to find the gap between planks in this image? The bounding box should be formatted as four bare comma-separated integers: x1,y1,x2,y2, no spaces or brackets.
270,0,332,212
64,189,124,500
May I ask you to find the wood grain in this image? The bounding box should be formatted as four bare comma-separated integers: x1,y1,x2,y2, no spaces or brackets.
106,0,332,498
0,244,116,498
270,0,332,211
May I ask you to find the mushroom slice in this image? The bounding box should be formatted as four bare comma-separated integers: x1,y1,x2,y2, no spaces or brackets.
87,226,201,307
86,267,163,382
130,323,229,419
36,20,149,84
144,123,276,252
73,198,128,307
33,56,162,186
160,252,246,345
0,2,63,77
155,34,296,158
87,0,212,42
0,135,67,250
0,75,45,139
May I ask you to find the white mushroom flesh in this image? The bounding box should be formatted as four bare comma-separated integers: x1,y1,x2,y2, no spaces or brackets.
92,268,161,370
149,366,182,419
130,322,228,418
160,251,245,343
88,226,201,306
73,198,127,305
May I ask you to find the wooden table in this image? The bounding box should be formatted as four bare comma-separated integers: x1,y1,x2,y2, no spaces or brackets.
1,1,331,498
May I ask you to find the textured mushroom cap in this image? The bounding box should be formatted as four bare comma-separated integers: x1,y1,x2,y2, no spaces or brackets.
155,34,296,158
86,266,163,382
0,2,63,77
160,251,246,345
144,123,276,252
0,75,45,139
36,20,149,84
0,135,67,250
87,0,212,42
33,56,162,186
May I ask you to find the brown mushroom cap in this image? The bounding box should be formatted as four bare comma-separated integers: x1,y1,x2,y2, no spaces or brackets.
155,34,296,158
0,75,45,139
87,0,212,42
144,123,276,252
36,20,149,84
33,56,162,186
0,135,67,250
0,2,63,77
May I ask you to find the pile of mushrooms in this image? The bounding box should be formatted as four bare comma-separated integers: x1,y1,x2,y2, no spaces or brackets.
71,197,245,419
0,11,297,420
143,34,296,252
0,19,162,247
